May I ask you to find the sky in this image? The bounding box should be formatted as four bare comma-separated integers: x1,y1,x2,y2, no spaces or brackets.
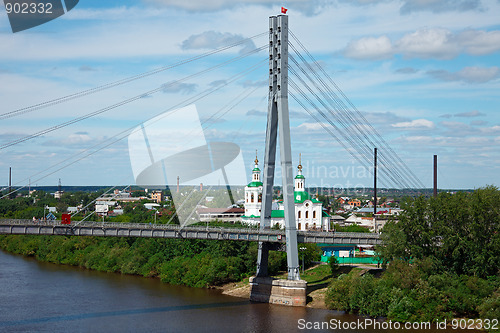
0,0,499,191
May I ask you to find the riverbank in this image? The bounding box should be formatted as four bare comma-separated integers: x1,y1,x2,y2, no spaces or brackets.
0,250,348,333
0,233,351,309
220,263,383,309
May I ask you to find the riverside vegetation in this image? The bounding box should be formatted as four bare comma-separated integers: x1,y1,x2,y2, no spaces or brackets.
0,235,320,288
326,186,500,327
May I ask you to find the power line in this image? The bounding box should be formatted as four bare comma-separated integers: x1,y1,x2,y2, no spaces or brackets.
288,31,424,189
289,30,424,189
289,54,412,189
0,45,268,151
0,32,268,121
1,59,268,199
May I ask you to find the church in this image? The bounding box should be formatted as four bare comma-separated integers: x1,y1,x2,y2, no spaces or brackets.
241,154,330,231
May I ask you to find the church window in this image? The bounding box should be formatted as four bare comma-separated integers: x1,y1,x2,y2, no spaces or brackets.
298,211,301,218
258,194,262,202
313,211,316,219
305,211,309,218
251,194,254,203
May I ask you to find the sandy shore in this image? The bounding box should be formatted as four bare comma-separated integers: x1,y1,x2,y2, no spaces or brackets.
219,278,329,309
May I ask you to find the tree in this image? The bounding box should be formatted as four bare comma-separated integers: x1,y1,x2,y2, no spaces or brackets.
378,186,500,278
328,255,339,274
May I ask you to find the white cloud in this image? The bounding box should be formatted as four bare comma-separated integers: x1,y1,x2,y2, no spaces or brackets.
42,132,94,147
143,0,330,15
457,29,500,55
400,0,481,14
396,28,459,59
455,110,485,117
395,67,419,74
246,109,266,116
428,66,500,83
343,28,500,60
161,81,197,94
181,31,256,54
392,119,435,129
296,122,333,132
343,36,393,60
470,120,488,126
480,125,500,135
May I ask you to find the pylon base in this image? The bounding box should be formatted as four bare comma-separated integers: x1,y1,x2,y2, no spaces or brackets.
249,276,307,306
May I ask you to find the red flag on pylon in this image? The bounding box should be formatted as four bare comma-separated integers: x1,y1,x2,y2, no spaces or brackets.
281,7,288,14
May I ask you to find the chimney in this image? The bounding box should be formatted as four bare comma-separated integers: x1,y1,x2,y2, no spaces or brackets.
433,155,437,198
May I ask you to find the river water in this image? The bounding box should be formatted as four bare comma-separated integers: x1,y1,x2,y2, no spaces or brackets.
0,250,473,332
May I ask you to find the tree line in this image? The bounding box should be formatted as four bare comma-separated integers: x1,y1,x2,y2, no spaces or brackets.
326,186,499,327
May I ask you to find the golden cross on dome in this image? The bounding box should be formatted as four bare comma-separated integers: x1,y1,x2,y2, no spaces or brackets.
298,153,302,171
254,149,258,165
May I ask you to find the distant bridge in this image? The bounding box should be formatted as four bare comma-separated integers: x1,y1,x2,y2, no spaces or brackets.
0,219,382,246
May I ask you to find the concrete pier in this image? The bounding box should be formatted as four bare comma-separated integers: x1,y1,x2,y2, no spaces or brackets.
249,276,307,306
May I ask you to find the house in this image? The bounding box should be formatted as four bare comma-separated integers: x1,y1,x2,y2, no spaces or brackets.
337,197,350,205
330,214,346,226
197,206,245,223
151,191,163,204
347,199,362,208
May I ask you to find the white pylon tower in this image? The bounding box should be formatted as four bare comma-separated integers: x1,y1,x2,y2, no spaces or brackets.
256,14,300,280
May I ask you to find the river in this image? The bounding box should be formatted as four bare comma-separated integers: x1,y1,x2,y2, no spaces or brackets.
0,250,474,332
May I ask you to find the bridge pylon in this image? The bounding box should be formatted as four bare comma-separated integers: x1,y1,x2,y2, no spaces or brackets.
256,14,300,281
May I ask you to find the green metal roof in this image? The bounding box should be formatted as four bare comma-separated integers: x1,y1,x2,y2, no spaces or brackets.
242,210,284,219
295,174,305,179
242,214,259,218
252,167,261,172
247,181,263,188
294,191,321,203
271,210,284,218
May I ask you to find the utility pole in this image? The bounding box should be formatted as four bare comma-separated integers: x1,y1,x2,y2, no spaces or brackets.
373,148,377,232
433,155,437,198
58,178,62,200
256,14,300,281
8,167,12,199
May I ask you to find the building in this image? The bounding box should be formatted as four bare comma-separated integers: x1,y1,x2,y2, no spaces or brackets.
242,155,329,231
151,191,163,204
197,207,245,223
347,199,362,208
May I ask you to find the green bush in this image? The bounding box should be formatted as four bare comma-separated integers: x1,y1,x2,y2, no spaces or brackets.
328,256,339,274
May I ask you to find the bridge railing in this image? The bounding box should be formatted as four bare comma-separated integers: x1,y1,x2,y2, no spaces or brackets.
0,219,382,244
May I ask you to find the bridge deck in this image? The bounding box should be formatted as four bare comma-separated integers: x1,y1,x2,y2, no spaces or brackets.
0,219,382,245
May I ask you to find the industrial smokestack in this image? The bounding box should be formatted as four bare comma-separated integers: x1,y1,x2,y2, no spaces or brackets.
433,155,437,198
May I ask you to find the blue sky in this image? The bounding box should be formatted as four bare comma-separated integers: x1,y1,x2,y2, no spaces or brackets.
0,0,499,190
